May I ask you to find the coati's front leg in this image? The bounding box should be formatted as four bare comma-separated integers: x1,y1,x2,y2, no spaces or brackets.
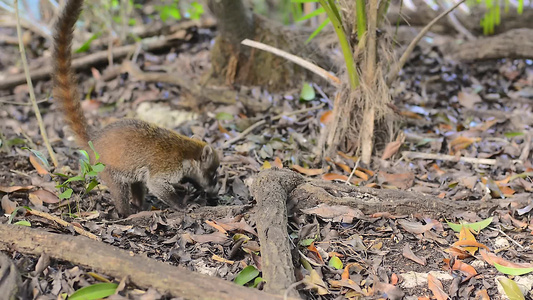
146,177,183,209
100,170,132,217
130,182,147,211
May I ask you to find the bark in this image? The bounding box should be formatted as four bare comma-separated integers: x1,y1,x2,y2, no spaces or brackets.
250,168,304,297
0,224,298,300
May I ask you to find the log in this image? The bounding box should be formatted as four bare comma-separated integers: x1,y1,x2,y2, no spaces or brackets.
250,168,305,297
0,224,298,300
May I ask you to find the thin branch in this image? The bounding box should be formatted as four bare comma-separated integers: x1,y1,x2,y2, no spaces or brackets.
386,0,467,85
401,151,522,165
241,39,340,87
14,0,58,167
222,104,325,148
27,209,100,241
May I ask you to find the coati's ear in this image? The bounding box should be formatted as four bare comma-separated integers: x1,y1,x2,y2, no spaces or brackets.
201,145,214,163
191,135,203,141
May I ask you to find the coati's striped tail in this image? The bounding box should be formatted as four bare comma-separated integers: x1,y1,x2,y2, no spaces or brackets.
52,0,90,149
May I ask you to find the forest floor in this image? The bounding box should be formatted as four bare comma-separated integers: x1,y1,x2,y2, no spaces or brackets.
1,16,533,300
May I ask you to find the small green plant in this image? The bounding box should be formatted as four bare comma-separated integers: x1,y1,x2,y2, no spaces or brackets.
55,141,105,202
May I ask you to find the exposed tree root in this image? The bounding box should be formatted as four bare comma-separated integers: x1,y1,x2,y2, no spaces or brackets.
0,224,297,300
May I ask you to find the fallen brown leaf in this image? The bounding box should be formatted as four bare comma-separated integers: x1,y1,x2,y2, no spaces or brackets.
381,140,402,160
403,243,426,265
29,155,49,175
292,165,323,176
427,274,449,300
378,171,415,189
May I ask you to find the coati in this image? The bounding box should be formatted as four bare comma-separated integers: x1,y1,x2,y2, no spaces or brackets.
52,0,220,216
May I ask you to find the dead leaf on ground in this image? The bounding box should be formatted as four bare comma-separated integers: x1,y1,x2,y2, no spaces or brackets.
1,195,16,214
292,165,323,176
302,269,329,295
397,220,434,234
0,185,35,193
302,204,364,223
378,172,415,189
374,279,405,300
29,189,59,204
381,140,402,160
442,258,477,277
212,218,257,236
29,155,49,175
272,157,283,168
457,91,482,109
403,243,426,265
479,249,533,268
427,274,449,300
320,110,333,125
190,232,228,244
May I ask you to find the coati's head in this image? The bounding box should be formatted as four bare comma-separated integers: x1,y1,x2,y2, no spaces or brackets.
188,145,220,197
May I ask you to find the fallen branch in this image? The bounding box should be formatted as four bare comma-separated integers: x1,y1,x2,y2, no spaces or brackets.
241,39,341,87
222,104,325,148
27,209,100,241
401,151,523,166
0,33,185,90
0,224,297,300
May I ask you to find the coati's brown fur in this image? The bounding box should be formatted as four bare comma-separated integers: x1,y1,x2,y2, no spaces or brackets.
52,0,219,216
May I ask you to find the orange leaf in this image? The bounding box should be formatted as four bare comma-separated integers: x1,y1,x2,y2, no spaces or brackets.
444,247,471,260
354,170,369,181
390,273,398,285
475,289,490,300
431,164,445,176
452,240,489,251
437,192,446,199
443,258,477,277
427,274,449,300
307,242,324,264
29,155,48,175
218,121,230,135
400,111,423,119
320,110,333,125
273,157,283,169
322,173,349,182
205,220,228,234
358,167,374,177
292,165,323,176
337,151,358,163
479,248,533,268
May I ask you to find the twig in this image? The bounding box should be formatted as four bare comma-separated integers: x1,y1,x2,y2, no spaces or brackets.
27,209,100,241
402,151,523,165
241,39,341,87
386,0,467,85
222,104,325,148
345,157,361,185
488,226,524,249
14,0,58,167
0,98,48,106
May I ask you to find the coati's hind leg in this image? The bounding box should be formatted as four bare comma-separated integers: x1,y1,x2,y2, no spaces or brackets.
130,182,147,211
100,170,132,216
146,177,182,209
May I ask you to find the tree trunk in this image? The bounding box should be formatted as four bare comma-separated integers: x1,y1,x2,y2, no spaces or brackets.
206,0,334,91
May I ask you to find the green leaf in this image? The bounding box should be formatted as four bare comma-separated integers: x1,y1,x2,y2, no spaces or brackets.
86,179,99,193
446,217,493,232
495,263,533,276
328,256,343,270
215,112,234,121
299,238,315,246
64,176,85,184
75,32,102,53
296,6,325,22
14,220,31,227
92,163,105,173
79,150,90,161
300,82,316,101
69,283,118,300
504,132,524,138
234,265,260,286
306,18,330,43
251,276,264,288
498,277,525,300
156,5,182,22
59,188,73,200
186,2,204,20
88,141,99,161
